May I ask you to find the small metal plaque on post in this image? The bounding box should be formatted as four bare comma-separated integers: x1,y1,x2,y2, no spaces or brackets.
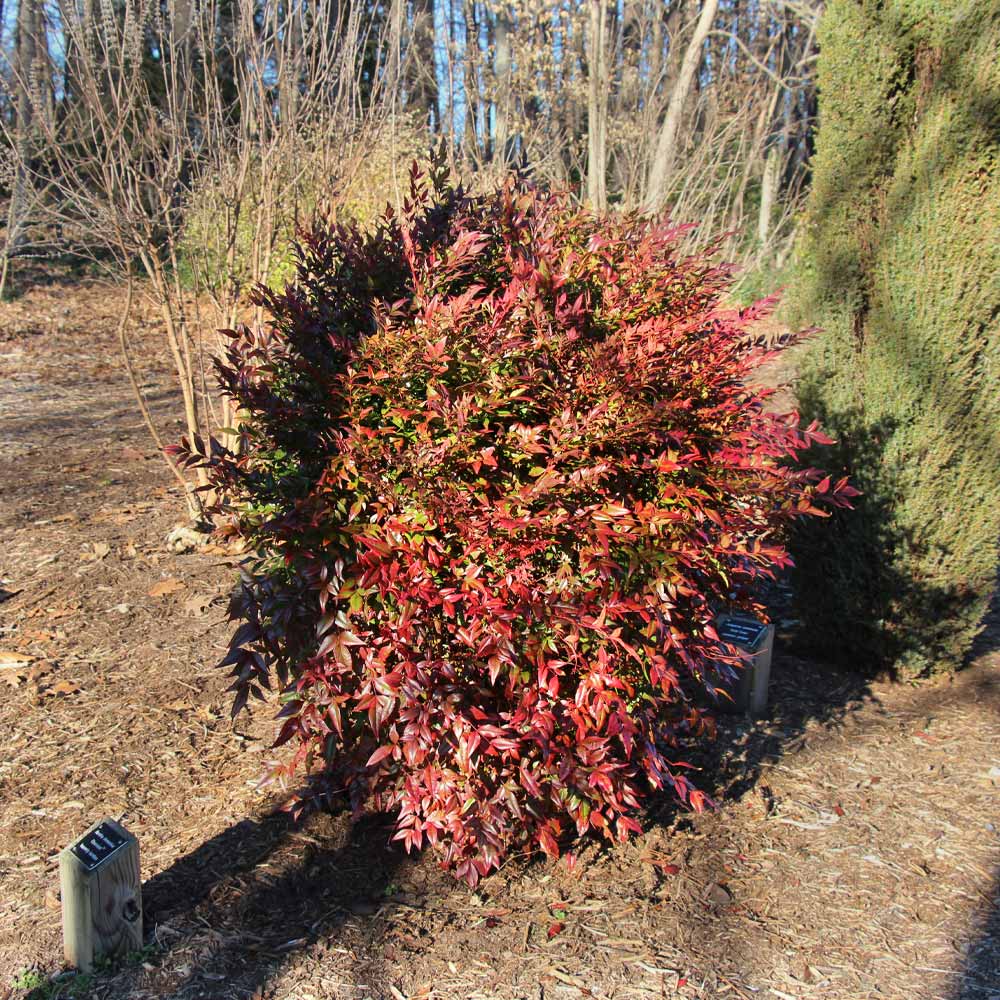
60,818,142,972
717,614,775,719
717,617,768,650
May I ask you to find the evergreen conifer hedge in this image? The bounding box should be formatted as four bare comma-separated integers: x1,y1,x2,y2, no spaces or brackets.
791,0,999,678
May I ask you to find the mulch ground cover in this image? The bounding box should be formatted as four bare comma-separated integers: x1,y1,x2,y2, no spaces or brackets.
1,278,997,1000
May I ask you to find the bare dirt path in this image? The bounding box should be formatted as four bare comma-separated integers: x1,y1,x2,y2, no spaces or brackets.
1,281,997,1000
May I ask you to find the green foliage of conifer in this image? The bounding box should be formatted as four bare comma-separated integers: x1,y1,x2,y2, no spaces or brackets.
791,0,1000,677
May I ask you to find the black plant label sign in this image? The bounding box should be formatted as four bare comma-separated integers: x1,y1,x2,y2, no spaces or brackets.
70,822,128,871
718,618,767,650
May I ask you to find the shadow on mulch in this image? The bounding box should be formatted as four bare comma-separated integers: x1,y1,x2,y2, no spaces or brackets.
104,809,426,999
669,645,879,815
951,585,1000,1000
953,868,1000,1000
119,651,880,999
0,256,112,300
693,564,1000,814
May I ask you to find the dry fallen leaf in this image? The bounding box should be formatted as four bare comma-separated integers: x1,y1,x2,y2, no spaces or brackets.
83,541,111,561
148,577,186,597
0,651,33,688
641,849,681,875
46,604,80,620
201,537,248,555
6,661,56,692
705,882,732,907
21,629,56,642
46,679,81,697
184,592,215,616
0,650,33,667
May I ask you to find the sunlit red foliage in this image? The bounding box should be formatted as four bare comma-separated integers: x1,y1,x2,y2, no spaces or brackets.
173,161,854,885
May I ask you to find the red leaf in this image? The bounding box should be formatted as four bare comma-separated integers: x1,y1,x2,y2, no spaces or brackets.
539,830,560,858
366,744,395,768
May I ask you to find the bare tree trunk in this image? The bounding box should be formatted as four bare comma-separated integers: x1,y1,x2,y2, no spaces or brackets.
648,1,664,100
758,142,780,247
444,0,458,161
493,3,512,166
565,13,587,186
586,0,608,211
463,0,480,163
642,0,718,214
409,0,439,132
1,0,40,297
757,9,792,257
278,0,303,125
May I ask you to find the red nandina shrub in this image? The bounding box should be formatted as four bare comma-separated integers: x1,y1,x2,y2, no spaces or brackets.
175,162,855,885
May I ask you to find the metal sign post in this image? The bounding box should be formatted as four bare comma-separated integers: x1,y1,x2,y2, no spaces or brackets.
717,614,775,719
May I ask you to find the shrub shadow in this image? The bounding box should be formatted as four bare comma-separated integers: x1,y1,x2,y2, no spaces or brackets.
950,603,1000,999
101,808,424,1000
662,643,879,822
951,868,1000,999
669,558,998,815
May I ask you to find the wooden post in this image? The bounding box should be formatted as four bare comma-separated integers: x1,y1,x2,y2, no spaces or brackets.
717,614,775,719
60,818,142,972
